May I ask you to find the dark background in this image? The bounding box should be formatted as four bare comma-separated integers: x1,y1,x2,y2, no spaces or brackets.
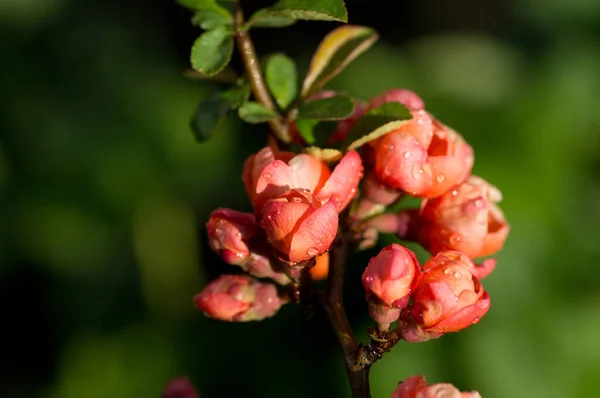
2,0,600,397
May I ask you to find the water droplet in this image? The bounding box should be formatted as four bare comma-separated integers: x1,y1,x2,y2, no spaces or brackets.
292,197,302,203
454,272,462,279
386,144,395,151
444,268,452,276
236,232,242,238
412,165,424,179
308,220,314,226
272,162,279,168
403,151,411,158
454,295,459,302
264,173,272,180
474,199,484,208
417,118,424,125
365,276,374,283
306,248,318,256
267,215,273,220
451,190,458,196
449,234,461,246
436,174,446,183
275,210,282,216
472,316,480,324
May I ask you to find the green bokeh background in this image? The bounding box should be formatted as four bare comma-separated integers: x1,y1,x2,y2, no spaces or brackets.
2,0,600,397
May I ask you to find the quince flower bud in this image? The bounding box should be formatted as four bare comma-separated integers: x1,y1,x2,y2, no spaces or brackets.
261,189,338,263
396,251,490,342
194,275,285,322
362,244,421,329
162,377,199,398
206,208,258,265
391,375,481,398
415,175,509,269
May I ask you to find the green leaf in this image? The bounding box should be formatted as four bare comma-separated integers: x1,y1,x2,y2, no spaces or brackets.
297,95,354,120
179,0,233,29
302,25,378,97
190,27,234,76
189,85,250,142
342,102,412,147
296,118,319,144
255,0,347,23
265,54,298,109
245,9,297,29
346,120,412,151
238,102,280,123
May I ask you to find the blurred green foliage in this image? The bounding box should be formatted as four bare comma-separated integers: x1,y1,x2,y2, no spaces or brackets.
1,0,600,397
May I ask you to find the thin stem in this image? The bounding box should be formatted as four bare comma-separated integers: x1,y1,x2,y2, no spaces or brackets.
233,5,291,144
323,230,372,398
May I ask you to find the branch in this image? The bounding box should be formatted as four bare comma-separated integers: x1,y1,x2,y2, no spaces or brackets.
233,5,292,144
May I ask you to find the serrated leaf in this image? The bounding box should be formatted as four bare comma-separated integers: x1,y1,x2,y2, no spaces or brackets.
346,120,412,151
296,118,319,144
257,0,347,23
189,85,250,142
342,102,412,148
265,54,298,109
302,25,378,97
303,146,343,163
297,95,354,120
238,102,280,123
190,27,234,76
179,0,233,29
245,9,297,29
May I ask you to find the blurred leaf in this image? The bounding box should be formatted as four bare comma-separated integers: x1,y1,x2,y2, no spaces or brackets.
302,25,378,97
296,118,319,144
265,53,298,109
238,102,279,123
190,26,234,76
254,0,348,24
297,95,354,120
245,9,297,28
179,0,233,29
190,85,250,141
343,102,411,148
346,120,411,151
303,146,343,162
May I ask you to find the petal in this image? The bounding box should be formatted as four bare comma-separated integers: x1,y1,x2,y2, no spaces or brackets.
430,290,490,333
288,154,331,193
368,88,425,111
243,147,276,204
316,150,363,211
375,132,433,196
194,291,249,321
262,199,311,256
289,199,338,262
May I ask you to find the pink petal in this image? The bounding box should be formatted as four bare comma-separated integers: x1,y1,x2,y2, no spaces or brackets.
261,199,311,255
289,199,338,262
316,150,363,212
287,154,331,193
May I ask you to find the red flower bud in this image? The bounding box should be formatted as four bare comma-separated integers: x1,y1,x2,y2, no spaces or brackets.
206,208,259,265
391,376,481,398
261,190,338,263
417,176,509,260
242,147,295,208
162,377,199,398
245,148,363,216
397,251,490,342
194,275,285,322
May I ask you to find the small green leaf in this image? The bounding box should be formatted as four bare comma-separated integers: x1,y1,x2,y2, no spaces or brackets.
296,118,319,144
190,27,234,76
297,95,354,120
179,0,233,29
342,102,412,148
265,54,298,109
246,9,297,29
302,25,378,97
255,0,347,23
189,85,250,142
238,102,280,123
346,120,412,151
183,67,239,84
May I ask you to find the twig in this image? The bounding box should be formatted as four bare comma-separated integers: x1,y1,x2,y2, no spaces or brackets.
233,4,291,144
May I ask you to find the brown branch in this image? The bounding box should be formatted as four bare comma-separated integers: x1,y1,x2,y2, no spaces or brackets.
233,5,291,144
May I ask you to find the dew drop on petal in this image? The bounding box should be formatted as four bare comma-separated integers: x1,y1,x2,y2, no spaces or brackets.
472,316,480,324
474,199,484,208
436,174,446,183
365,276,374,283
272,162,279,168
306,248,318,257
451,190,458,196
454,272,462,279
403,151,411,158
264,173,272,180
444,268,453,275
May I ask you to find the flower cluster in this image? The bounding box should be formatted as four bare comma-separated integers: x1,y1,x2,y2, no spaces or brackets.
196,88,507,345
195,146,363,321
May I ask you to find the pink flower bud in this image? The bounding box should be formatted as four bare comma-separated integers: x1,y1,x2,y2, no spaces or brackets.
369,89,425,112
353,172,403,219
363,244,421,307
206,208,259,265
194,275,285,322
362,244,421,329
261,190,338,263
417,176,509,261
391,376,481,398
162,377,199,398
242,147,295,207
245,148,363,216
397,251,490,342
